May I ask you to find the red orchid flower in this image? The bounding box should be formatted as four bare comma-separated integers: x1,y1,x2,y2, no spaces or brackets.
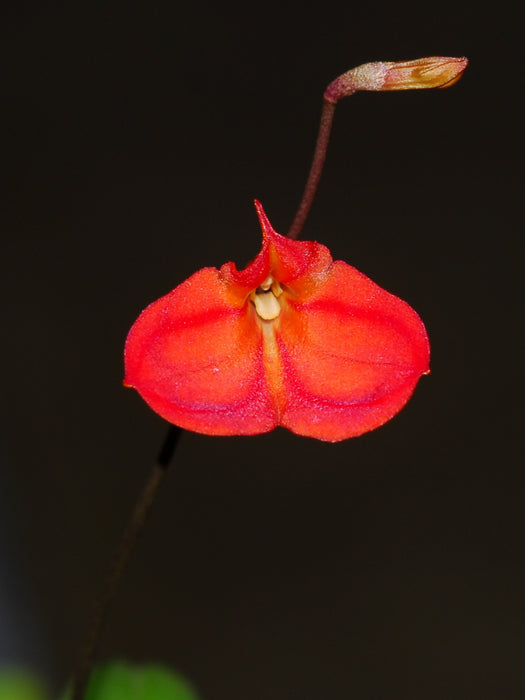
124,202,429,441
124,56,467,442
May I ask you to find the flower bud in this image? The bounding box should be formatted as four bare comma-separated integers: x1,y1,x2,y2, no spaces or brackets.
324,56,468,103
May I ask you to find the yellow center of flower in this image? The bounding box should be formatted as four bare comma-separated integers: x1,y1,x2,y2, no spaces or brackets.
252,275,283,321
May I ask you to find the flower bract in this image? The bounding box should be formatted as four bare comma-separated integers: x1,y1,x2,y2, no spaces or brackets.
124,202,430,442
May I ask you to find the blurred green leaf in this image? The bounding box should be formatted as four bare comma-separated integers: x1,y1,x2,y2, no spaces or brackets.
61,661,200,700
0,668,49,700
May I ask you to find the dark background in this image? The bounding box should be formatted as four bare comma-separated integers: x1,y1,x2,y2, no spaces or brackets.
1,1,523,698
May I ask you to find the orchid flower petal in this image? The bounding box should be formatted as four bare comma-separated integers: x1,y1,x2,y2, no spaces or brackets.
276,261,430,441
124,267,278,435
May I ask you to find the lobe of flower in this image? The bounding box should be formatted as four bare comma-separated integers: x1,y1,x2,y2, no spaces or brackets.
124,202,430,442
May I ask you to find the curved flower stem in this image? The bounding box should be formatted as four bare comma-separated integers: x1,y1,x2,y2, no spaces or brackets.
287,99,336,241
287,56,468,240
71,425,183,700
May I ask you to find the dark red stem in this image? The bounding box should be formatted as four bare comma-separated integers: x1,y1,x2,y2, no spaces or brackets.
71,426,182,700
287,99,336,240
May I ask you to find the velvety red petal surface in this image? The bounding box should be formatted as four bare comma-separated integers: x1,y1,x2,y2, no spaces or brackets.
276,261,430,441
124,267,278,435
